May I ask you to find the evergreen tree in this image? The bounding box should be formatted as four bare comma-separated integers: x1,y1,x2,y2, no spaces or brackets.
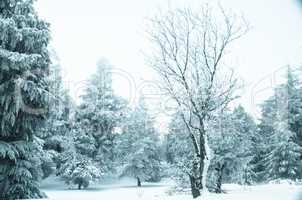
250,97,278,182
38,50,73,179
254,68,302,182
56,138,102,189
207,106,256,191
117,97,162,186
231,106,258,185
120,137,161,186
76,59,126,173
264,120,302,180
165,112,194,165
163,111,195,187
0,0,51,199
286,69,302,147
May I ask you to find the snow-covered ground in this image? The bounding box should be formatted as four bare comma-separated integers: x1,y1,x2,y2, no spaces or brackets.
40,176,302,200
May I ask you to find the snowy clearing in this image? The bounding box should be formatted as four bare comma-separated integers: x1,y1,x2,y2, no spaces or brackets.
40,177,302,200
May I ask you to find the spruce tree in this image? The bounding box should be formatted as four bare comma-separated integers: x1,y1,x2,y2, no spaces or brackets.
255,68,302,182
162,111,195,187
117,97,162,185
165,111,194,164
264,120,302,180
286,68,302,147
207,106,256,191
56,138,102,190
251,97,278,182
0,0,51,199
38,50,73,179
120,137,161,186
76,59,126,173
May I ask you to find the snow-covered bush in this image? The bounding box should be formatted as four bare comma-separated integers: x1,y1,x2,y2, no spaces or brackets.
268,179,298,185
120,137,162,186
116,98,162,186
57,153,102,189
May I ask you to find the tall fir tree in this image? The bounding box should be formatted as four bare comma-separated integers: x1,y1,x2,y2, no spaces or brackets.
207,106,256,192
253,67,302,182
56,132,102,190
117,97,162,186
286,68,302,147
250,96,278,182
0,0,51,199
75,59,126,173
264,120,302,181
37,50,73,179
165,111,194,166
163,111,195,187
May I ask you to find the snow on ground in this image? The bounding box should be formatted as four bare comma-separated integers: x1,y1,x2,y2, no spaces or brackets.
40,176,302,200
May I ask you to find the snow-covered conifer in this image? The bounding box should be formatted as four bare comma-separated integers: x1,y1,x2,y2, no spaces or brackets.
0,0,51,198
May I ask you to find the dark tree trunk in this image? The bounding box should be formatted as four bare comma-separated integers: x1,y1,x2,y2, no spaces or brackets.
181,112,207,198
189,175,201,198
78,183,82,190
214,162,225,193
137,177,141,187
243,166,251,185
198,121,206,190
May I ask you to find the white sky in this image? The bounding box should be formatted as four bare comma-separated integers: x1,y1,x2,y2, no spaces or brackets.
36,0,302,122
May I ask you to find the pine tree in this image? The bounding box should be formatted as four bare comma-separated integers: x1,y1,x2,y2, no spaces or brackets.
255,68,302,182
162,111,195,188
165,112,194,165
120,137,161,186
251,97,278,182
56,140,102,189
286,68,302,147
0,0,51,199
117,97,162,186
76,59,126,173
207,106,256,191
38,50,73,179
264,120,302,181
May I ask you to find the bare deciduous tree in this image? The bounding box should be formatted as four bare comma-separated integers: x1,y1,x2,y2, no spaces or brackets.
147,5,248,198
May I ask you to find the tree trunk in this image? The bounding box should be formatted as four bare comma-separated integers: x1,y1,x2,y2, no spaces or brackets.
137,177,141,187
78,183,82,190
189,174,201,198
214,162,225,193
198,121,206,191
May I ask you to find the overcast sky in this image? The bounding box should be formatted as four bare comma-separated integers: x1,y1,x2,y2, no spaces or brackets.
36,0,302,120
